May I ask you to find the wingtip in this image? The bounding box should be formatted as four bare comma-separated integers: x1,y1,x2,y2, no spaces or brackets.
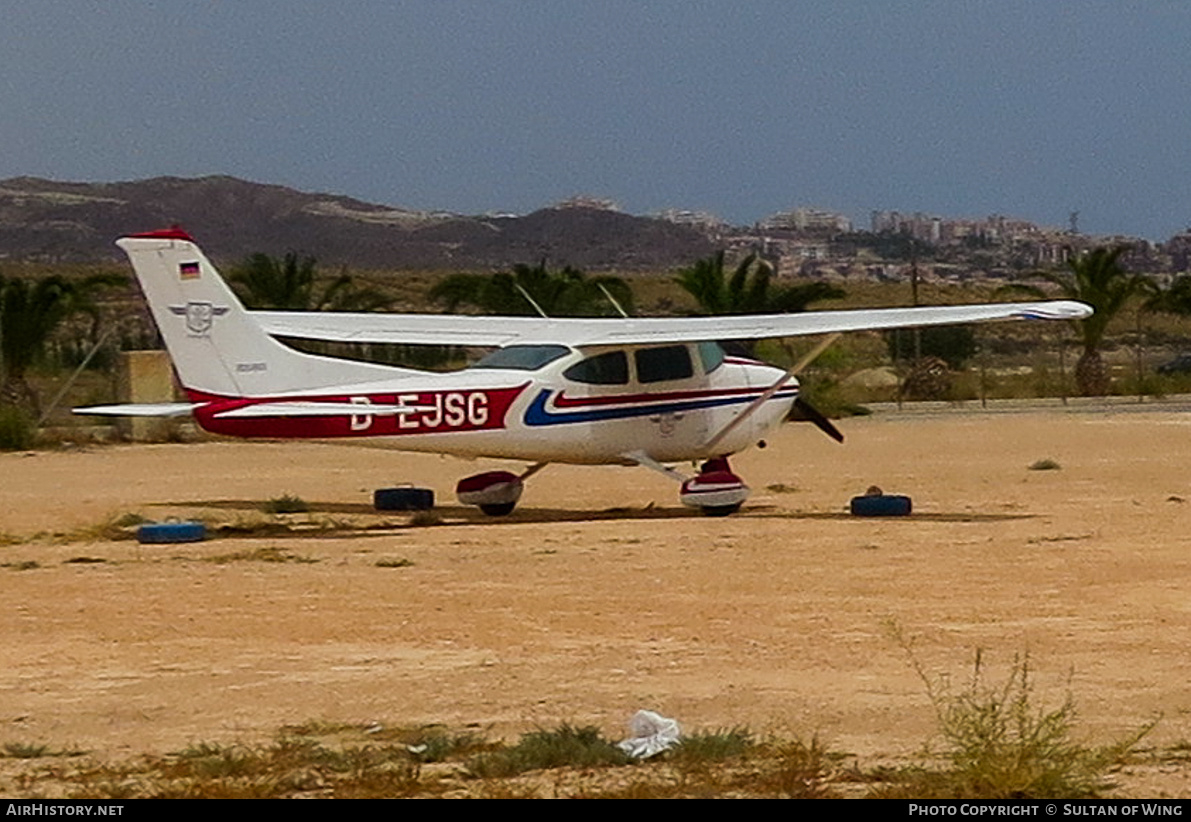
1059,300,1095,319
1010,301,1094,321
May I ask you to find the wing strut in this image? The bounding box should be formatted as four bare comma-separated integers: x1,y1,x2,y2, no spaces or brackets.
518,462,549,481
597,283,630,318
514,284,549,318
621,450,689,484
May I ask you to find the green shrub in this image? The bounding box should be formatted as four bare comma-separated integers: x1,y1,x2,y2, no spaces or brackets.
467,724,630,778
405,729,488,762
673,727,754,763
2,742,49,759
0,405,34,451
261,494,309,514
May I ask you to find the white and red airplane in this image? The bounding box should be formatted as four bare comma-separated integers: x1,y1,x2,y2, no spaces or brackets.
78,228,1091,516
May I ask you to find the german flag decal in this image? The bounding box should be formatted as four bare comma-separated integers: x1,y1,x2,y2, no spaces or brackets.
179,261,200,280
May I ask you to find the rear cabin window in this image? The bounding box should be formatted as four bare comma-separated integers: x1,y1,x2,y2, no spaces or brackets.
471,344,570,371
563,351,629,385
635,345,693,384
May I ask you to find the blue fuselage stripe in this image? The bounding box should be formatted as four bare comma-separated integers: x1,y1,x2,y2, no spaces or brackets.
523,388,799,427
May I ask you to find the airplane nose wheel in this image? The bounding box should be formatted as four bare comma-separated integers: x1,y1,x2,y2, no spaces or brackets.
456,470,523,516
456,463,547,516
679,457,750,516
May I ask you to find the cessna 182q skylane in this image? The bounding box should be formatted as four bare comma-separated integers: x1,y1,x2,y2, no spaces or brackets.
77,229,1091,516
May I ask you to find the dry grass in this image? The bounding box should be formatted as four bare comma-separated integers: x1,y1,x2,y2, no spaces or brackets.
408,509,443,527
208,515,364,539
563,735,840,799
203,546,319,565
1028,458,1062,471
374,557,415,568
876,626,1155,800
54,737,438,799
45,511,147,543
0,710,1167,799
0,720,845,798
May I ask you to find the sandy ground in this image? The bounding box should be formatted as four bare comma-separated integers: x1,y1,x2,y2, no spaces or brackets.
2,402,1191,795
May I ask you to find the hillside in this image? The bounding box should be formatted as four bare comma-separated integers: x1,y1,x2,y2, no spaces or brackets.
0,176,715,271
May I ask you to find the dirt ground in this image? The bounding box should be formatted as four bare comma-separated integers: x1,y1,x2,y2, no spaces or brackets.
2,401,1191,796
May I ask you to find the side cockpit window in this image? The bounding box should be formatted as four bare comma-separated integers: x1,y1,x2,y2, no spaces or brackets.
635,345,693,384
564,351,629,385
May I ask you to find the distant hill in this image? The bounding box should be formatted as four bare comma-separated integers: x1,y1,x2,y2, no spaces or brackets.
0,175,716,271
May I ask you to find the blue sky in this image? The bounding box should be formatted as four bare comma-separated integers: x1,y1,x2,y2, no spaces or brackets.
3,1,1189,240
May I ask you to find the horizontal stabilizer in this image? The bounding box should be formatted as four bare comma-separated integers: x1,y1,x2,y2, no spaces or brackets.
212,401,434,419
74,403,202,418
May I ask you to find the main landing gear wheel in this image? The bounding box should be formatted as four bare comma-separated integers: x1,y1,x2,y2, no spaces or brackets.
479,502,517,517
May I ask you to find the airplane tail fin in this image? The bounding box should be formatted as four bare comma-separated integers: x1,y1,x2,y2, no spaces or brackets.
117,229,413,399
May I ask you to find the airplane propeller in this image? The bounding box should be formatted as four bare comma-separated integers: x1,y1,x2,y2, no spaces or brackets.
790,397,844,443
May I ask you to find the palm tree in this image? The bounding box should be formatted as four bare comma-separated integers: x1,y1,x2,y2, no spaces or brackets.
0,273,122,415
675,251,844,355
230,253,391,311
1142,273,1191,317
1006,245,1153,396
429,261,634,317
675,251,844,316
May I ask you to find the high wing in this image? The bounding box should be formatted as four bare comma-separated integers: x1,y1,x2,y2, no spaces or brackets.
252,301,1090,348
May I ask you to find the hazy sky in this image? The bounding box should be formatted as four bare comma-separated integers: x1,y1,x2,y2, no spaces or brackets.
3,1,1189,240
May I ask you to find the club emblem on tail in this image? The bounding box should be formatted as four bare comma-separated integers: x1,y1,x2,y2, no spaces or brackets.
169,301,229,336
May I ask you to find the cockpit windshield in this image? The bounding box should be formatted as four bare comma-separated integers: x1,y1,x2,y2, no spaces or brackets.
697,341,725,373
471,344,571,371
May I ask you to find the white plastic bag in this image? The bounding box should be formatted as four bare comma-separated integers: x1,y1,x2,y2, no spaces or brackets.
617,709,681,759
